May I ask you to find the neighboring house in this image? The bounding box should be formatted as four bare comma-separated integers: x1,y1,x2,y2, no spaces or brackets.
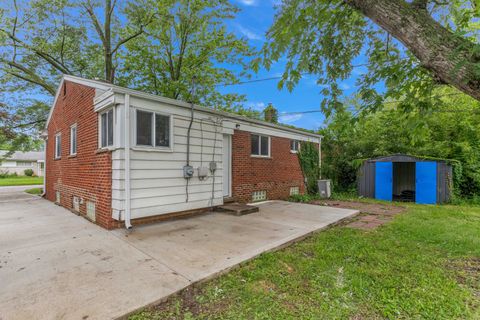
0,150,45,176
44,75,322,229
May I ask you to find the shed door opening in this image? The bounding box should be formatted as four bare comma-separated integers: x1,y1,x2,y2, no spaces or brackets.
393,162,416,202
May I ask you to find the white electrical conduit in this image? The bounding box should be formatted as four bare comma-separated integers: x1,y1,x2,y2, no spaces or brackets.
124,93,132,229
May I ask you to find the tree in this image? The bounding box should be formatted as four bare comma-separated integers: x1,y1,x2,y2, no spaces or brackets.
260,0,480,113
119,0,255,108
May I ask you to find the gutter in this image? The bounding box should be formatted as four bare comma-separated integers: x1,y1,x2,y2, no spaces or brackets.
124,94,132,229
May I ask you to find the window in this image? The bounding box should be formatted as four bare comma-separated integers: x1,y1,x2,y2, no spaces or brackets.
136,110,171,148
251,134,270,157
55,133,61,159
55,191,61,203
252,190,267,202
290,186,300,195
17,161,33,167
290,140,301,153
70,124,77,155
100,109,114,148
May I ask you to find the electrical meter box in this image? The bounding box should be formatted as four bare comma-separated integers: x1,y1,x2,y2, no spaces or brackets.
183,165,194,178
317,179,332,198
198,166,209,179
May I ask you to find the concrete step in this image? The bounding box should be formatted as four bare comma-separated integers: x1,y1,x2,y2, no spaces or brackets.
223,197,236,204
215,203,259,216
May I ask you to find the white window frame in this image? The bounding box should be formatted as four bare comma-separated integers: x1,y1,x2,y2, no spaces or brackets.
16,161,33,167
70,123,77,155
133,107,174,152
99,108,114,149
290,140,301,153
54,133,61,159
251,134,271,158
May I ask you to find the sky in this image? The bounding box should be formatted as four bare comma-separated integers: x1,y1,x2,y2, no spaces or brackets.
218,0,361,131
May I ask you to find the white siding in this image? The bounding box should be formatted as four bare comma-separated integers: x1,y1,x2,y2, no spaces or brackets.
112,101,225,221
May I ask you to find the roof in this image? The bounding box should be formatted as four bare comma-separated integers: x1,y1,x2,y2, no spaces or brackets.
0,150,44,161
46,75,322,140
366,154,451,163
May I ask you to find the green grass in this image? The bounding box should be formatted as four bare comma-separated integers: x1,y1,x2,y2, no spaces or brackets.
25,187,43,195
0,176,43,186
130,202,480,320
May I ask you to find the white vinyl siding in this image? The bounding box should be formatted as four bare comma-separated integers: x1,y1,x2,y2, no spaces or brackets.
70,124,77,155
55,133,61,159
251,134,270,157
111,99,223,220
100,109,114,148
16,161,33,167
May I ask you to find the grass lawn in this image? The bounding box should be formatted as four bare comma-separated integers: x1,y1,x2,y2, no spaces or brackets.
131,202,480,319
25,187,43,195
0,176,43,186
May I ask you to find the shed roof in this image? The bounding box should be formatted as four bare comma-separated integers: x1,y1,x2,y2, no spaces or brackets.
367,154,450,163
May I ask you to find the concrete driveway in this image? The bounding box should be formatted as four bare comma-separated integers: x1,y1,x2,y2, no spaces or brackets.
0,190,358,320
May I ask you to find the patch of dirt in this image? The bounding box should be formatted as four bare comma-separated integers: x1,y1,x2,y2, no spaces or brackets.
310,200,406,231
312,200,406,216
448,257,480,300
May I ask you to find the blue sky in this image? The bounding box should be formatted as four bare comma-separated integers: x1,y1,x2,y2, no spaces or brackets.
219,0,360,131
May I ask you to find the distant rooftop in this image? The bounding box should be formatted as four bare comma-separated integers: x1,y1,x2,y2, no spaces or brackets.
0,150,44,161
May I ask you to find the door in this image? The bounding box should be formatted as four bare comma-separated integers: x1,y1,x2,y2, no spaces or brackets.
375,162,393,201
416,162,437,204
222,134,231,197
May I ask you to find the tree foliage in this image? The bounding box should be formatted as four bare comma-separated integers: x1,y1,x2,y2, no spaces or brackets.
320,88,480,198
259,0,480,115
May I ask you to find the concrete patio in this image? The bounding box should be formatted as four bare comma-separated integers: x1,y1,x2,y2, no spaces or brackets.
0,193,358,320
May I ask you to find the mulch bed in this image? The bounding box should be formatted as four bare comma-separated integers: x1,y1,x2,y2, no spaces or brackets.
311,199,406,230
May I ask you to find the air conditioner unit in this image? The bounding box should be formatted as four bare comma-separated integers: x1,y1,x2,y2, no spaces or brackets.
317,179,332,198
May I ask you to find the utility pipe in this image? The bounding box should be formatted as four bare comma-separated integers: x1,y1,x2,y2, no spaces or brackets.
124,94,132,229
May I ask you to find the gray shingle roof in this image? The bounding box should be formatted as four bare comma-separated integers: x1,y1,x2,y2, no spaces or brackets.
0,150,44,161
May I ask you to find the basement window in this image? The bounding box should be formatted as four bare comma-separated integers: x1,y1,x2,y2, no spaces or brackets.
55,191,61,204
86,201,96,222
251,134,270,157
252,190,267,202
100,109,114,148
290,186,300,195
135,109,171,148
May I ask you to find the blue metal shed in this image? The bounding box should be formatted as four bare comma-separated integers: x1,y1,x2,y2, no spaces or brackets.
357,154,453,204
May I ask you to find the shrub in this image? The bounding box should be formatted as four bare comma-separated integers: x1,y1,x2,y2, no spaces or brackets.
288,193,320,203
24,169,34,176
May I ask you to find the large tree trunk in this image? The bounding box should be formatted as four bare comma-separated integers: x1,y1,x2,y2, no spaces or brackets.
346,0,480,100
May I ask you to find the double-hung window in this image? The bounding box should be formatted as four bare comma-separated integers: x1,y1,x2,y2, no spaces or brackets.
70,124,77,155
251,134,270,157
55,133,61,159
100,109,114,148
290,140,300,153
136,110,171,148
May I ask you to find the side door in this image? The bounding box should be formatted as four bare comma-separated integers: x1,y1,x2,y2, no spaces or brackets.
375,162,393,201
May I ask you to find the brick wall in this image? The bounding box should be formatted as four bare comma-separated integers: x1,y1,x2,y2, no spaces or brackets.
45,81,114,229
231,129,306,203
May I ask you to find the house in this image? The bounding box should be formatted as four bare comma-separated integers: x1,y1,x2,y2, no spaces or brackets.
44,75,322,229
0,150,45,176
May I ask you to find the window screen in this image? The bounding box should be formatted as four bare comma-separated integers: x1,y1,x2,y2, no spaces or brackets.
70,125,77,155
55,134,61,158
136,110,153,146
251,134,269,156
100,109,113,148
260,136,269,156
290,140,300,152
107,110,113,146
155,114,170,147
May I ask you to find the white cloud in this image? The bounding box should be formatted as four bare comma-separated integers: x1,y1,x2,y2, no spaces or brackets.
237,0,258,6
236,24,263,41
246,101,266,111
279,113,303,123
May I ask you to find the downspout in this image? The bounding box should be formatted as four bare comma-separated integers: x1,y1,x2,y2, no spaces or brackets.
318,138,322,179
41,137,47,197
124,94,132,229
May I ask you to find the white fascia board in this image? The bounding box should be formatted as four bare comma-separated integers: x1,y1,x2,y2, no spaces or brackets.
47,75,322,140
223,120,321,143
93,89,116,112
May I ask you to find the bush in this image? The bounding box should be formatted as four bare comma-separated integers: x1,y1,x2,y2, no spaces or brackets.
288,193,320,203
24,169,34,176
